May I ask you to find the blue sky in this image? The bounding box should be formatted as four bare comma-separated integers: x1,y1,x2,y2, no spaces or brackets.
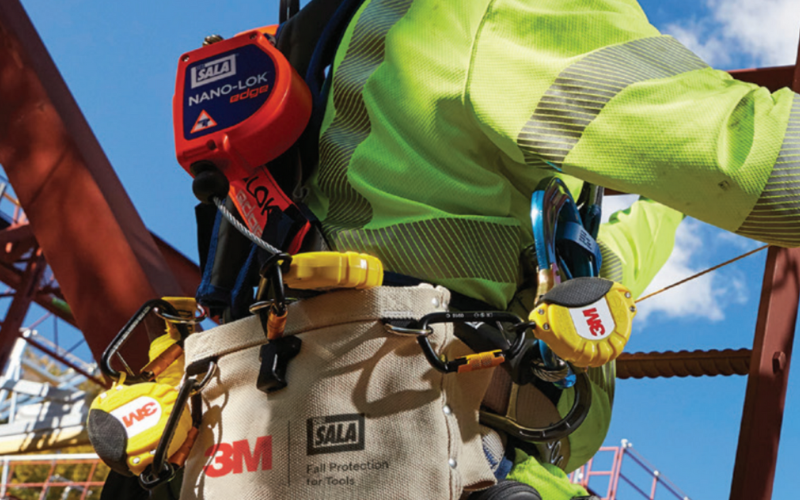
15,0,800,498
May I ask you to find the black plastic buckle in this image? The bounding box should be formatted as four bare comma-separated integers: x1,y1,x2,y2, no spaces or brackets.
257,335,302,393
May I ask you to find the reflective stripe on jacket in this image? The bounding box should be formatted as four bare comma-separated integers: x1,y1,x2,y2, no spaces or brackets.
305,0,795,309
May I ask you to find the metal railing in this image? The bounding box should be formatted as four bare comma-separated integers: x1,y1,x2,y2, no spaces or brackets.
0,454,106,500
571,440,690,500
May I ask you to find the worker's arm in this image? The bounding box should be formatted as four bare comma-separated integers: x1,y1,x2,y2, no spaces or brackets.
598,197,684,298
467,0,798,246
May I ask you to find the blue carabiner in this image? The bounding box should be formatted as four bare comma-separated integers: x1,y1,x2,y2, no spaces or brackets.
530,178,602,282
529,178,605,387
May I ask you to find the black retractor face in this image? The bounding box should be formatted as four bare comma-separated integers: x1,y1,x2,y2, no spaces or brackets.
540,277,614,308
87,409,131,476
467,480,543,500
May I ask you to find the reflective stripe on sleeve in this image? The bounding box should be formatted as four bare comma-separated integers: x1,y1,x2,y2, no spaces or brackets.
319,0,414,230
517,36,708,169
736,93,800,246
599,240,624,283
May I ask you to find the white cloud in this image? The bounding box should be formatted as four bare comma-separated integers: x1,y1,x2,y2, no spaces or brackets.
601,194,639,223
635,219,748,323
664,20,732,68
663,0,800,68
716,229,763,251
599,199,752,324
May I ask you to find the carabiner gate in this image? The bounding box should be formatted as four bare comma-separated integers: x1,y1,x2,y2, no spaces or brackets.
412,311,532,374
100,299,192,384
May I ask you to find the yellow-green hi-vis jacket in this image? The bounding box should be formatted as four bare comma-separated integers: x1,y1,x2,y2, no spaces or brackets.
303,0,798,473
307,0,798,307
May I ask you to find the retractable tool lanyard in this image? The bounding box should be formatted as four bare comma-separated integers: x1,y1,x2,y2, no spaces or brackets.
88,298,215,488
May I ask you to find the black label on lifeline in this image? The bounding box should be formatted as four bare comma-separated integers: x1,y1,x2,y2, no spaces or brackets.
306,414,365,455
182,44,276,139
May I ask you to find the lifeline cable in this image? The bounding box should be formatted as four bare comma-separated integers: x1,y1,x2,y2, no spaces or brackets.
636,244,769,303
212,196,282,255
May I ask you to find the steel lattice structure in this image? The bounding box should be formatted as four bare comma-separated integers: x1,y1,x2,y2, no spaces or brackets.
0,1,795,498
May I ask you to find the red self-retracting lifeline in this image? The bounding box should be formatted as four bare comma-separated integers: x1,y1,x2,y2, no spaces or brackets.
173,27,312,253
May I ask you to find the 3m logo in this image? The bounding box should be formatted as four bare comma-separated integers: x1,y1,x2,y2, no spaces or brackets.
121,402,158,427
191,54,237,88
569,299,615,341
306,414,365,455
109,396,162,439
203,436,272,478
582,308,605,337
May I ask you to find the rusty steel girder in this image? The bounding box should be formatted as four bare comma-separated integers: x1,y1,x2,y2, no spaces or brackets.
616,349,751,379
0,0,201,368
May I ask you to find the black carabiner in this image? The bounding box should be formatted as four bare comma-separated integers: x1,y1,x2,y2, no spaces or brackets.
100,299,190,384
252,253,292,338
139,359,218,490
479,369,592,442
415,311,532,374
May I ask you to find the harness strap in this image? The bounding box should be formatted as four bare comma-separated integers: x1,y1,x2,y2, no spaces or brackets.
382,271,496,312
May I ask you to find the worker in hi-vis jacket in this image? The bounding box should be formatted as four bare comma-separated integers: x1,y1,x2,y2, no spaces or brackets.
301,0,799,497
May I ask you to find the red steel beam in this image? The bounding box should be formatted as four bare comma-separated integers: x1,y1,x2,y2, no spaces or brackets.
729,65,795,92
0,223,33,246
0,258,75,326
0,249,46,369
616,349,751,379
0,0,190,366
728,32,800,500
0,221,200,324
730,247,800,498
151,233,202,298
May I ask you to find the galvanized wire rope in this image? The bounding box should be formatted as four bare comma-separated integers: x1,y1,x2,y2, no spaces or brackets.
636,245,769,303
212,196,282,255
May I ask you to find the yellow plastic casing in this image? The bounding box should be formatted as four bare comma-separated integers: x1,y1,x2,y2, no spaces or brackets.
143,297,197,386
90,382,192,475
528,282,635,368
283,251,383,290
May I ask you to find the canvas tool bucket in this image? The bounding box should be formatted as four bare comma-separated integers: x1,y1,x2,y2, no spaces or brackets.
180,284,497,499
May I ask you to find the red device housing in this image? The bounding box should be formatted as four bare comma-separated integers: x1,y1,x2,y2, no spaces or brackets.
173,28,312,245
174,27,311,180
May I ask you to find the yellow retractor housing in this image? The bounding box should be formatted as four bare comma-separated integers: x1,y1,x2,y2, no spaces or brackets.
529,280,635,368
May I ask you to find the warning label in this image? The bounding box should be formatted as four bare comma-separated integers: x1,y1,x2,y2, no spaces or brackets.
190,110,218,134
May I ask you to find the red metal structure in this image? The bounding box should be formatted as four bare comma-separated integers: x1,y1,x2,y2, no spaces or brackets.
570,442,690,500
0,1,795,498
0,0,202,374
0,454,106,500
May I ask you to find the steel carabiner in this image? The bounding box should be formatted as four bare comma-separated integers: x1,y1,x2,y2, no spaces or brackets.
413,311,532,374
100,299,192,384
252,252,292,340
139,358,218,490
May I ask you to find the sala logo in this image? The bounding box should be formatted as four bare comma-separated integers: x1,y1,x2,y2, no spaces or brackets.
204,436,272,477
582,308,605,337
307,414,365,455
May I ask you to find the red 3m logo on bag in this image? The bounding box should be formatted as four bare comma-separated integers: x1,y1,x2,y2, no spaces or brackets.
203,436,272,477
568,299,616,341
